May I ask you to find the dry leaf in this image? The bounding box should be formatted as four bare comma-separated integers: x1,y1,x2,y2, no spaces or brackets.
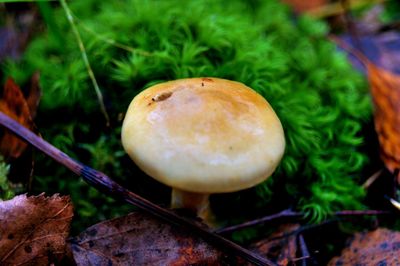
25,72,42,119
249,224,299,266
367,63,400,181
0,193,74,265
0,78,36,159
328,228,400,265
70,211,233,266
281,0,326,13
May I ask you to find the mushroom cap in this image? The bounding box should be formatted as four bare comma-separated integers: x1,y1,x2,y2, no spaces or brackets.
121,78,285,193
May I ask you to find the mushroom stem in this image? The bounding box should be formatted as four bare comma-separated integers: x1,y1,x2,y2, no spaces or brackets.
171,188,211,221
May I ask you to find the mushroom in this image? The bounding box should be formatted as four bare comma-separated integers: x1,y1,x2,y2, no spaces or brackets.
121,77,285,223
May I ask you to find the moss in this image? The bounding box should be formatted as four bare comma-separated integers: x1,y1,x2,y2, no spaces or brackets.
2,0,372,233
0,156,13,200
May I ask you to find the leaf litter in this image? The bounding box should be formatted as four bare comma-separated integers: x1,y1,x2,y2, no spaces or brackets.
0,193,73,265
249,224,299,266
328,228,400,265
367,63,400,181
69,211,237,266
0,77,38,160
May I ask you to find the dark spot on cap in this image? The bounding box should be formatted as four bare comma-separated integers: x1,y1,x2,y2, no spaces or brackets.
201,82,204,87
152,91,173,102
24,245,32,253
7,234,13,240
88,240,95,248
380,242,388,249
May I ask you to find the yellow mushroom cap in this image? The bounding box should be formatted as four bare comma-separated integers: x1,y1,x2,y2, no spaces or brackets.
121,78,285,193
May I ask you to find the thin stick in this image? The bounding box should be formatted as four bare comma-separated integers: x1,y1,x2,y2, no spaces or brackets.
75,18,153,56
0,111,275,266
362,169,384,189
305,0,384,19
268,219,339,243
329,34,370,67
216,209,391,235
215,209,302,234
340,0,365,55
298,234,310,266
335,209,390,216
59,0,110,126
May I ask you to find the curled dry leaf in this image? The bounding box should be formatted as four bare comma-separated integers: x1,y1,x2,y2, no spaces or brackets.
0,193,73,265
367,63,400,181
331,35,400,181
280,0,326,14
0,78,36,159
70,211,236,266
249,224,299,266
25,72,42,120
328,228,400,265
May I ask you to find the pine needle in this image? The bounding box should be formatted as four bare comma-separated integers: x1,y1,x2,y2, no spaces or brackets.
59,0,110,126
75,17,153,57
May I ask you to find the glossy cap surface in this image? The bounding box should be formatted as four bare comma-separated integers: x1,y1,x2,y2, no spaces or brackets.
121,78,285,193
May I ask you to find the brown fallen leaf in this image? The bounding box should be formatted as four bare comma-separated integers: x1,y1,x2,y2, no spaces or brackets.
25,72,42,119
69,211,238,266
328,228,400,265
330,35,400,181
280,0,326,14
367,63,400,181
249,224,299,266
0,193,74,265
0,78,36,159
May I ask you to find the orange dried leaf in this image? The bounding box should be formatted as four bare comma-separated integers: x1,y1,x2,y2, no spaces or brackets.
367,63,400,180
328,228,400,265
281,0,326,13
0,194,74,265
70,212,234,266
0,78,35,159
25,72,42,119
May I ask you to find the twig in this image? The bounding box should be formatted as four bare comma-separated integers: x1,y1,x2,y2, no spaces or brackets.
386,196,400,211
340,0,365,55
305,0,384,19
362,169,384,189
75,17,153,57
329,34,370,67
215,209,302,234
59,0,110,126
268,219,339,243
334,209,390,216
297,234,310,266
216,209,391,235
0,111,275,266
